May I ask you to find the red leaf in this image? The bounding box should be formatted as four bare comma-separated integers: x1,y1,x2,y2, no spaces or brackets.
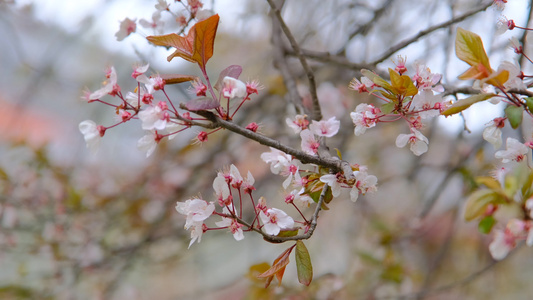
214,65,243,91
146,32,195,63
192,14,220,70
257,244,295,287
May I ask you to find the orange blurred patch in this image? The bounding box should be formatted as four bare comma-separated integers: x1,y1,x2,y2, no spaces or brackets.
0,98,63,147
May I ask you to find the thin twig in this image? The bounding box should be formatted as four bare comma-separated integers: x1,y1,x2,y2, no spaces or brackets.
370,1,493,65
267,0,323,121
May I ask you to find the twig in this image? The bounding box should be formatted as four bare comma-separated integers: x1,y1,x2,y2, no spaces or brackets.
185,106,354,177
267,0,323,121
370,1,493,65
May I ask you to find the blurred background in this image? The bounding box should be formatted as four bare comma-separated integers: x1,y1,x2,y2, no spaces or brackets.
1,0,533,299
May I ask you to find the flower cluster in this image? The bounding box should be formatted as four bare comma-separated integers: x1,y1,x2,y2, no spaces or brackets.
175,164,299,246
348,58,447,156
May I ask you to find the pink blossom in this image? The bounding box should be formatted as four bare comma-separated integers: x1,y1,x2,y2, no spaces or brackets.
213,173,231,206
246,79,264,95
260,147,292,174
395,129,429,156
139,11,164,33
300,129,320,156
319,174,342,197
215,205,244,241
489,229,514,260
137,74,165,94
79,120,105,154
309,116,340,137
349,76,373,93
222,76,247,99
131,63,149,79
350,103,379,136
411,90,443,119
498,61,526,90
116,18,136,41
138,101,169,131
155,0,170,11
350,168,378,202
89,66,119,100
137,132,159,157
175,198,215,231
482,119,504,149
282,164,300,189
412,62,443,92
286,114,309,134
189,78,207,97
495,138,529,163
259,208,294,236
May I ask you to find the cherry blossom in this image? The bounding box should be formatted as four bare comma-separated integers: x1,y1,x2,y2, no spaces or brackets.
155,0,170,11
79,120,105,154
215,205,244,241
131,63,149,79
286,114,309,134
309,116,340,137
350,103,379,136
349,76,373,93
137,132,159,157
285,189,313,207
282,164,300,189
213,173,231,206
137,74,165,94
139,11,164,33
138,101,170,131
259,208,295,236
319,174,342,197
411,90,443,118
350,168,378,202
89,66,119,100
395,129,429,156
175,198,215,230
300,129,320,156
116,18,136,41
489,229,514,260
187,223,206,248
412,62,443,92
482,118,504,149
495,138,529,163
242,171,256,194
222,76,247,99
261,147,293,174
498,61,526,90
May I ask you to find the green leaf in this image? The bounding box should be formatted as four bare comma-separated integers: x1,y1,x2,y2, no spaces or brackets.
381,101,395,114
464,189,502,221
277,229,299,238
295,241,313,286
455,28,491,71
475,176,501,190
441,93,495,116
504,105,524,129
361,69,393,91
521,170,533,199
478,216,496,234
526,97,533,114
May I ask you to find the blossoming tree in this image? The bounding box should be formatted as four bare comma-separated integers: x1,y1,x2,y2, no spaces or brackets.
4,0,533,298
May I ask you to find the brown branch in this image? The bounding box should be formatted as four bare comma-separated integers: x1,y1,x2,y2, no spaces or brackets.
370,1,493,65
185,105,354,177
267,0,323,121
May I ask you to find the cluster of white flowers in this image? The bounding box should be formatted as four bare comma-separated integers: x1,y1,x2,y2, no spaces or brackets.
349,61,447,156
